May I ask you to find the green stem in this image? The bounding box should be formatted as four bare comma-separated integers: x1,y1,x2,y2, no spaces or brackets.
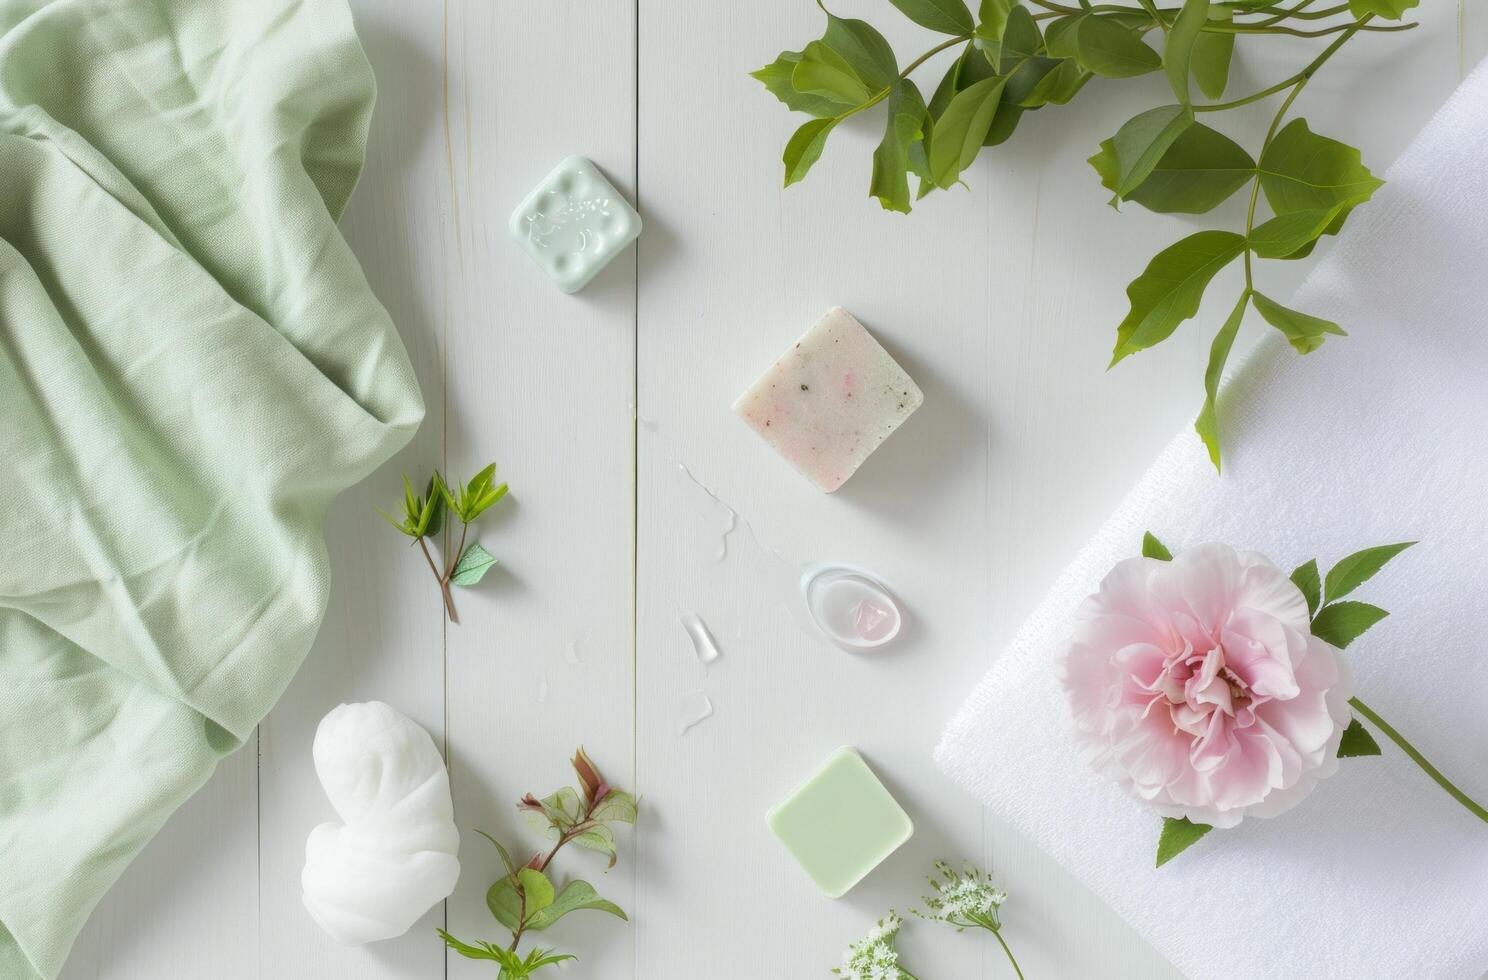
1349,696,1488,824
830,33,971,126
1222,19,1415,36
903,33,972,76
992,928,1026,980
1253,0,1319,22
419,537,459,621
442,520,470,584
1197,16,1364,112
1244,69,1306,278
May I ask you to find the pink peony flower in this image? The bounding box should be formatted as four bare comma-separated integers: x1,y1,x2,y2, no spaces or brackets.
1061,543,1353,828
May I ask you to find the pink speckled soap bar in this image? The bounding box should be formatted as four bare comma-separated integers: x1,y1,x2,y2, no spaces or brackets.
733,308,923,492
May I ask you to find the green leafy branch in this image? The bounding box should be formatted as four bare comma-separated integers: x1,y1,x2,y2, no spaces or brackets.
378,463,507,623
753,0,1418,467
1142,534,1488,867
440,749,638,979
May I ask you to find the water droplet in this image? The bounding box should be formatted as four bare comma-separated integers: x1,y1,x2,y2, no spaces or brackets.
800,565,903,651
674,461,738,562
536,678,548,703
565,633,587,665
680,613,720,664
678,691,713,735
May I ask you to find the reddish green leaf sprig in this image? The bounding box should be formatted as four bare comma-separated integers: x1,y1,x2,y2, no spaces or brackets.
439,749,639,979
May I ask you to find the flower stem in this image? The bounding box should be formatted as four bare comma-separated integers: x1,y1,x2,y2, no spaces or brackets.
991,928,1026,980
1349,696,1488,824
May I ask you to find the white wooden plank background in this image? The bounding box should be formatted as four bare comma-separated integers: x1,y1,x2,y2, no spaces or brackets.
58,2,1486,978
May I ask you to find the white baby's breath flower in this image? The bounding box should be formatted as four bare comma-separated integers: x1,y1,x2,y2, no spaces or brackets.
833,912,916,980
914,862,1010,931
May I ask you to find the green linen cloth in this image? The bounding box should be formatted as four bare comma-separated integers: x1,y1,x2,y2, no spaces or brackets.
0,1,423,976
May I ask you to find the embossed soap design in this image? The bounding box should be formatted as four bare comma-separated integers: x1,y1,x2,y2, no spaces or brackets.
509,155,641,293
734,307,923,492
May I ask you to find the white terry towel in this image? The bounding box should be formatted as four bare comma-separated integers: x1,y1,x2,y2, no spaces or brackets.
936,60,1488,980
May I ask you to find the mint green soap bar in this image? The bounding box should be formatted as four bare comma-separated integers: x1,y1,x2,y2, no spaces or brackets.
508,155,641,294
766,747,914,898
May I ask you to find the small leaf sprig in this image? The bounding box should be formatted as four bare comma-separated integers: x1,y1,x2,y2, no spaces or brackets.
439,749,638,979
1142,533,1488,866
912,862,1024,979
378,463,507,623
754,0,1420,468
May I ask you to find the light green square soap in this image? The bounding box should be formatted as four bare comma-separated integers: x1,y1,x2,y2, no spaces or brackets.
766,747,913,898
508,155,641,294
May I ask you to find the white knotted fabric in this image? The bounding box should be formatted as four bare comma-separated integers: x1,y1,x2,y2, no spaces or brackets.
302,702,461,945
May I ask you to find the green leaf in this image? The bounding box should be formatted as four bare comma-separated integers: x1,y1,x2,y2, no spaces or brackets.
1044,14,1082,58
1323,542,1415,602
1248,207,1343,259
523,879,628,932
1164,0,1211,104
1250,292,1345,355
438,929,507,963
927,75,1007,188
487,876,524,931
467,462,497,495
517,868,555,916
1290,559,1322,618
782,117,837,187
1119,122,1254,214
1155,817,1212,867
976,0,1015,42
991,5,1041,73
750,51,857,117
1023,57,1092,107
424,477,447,538
536,786,585,832
1259,119,1383,216
571,823,618,867
932,43,1025,150
822,13,898,90
1311,601,1389,649
1192,8,1234,98
871,80,929,214
888,0,975,35
1111,230,1245,364
451,542,498,586
474,829,517,875
792,41,871,105
1347,0,1418,18
1001,54,1057,102
1194,290,1248,470
1338,717,1383,757
926,51,966,120
1142,531,1173,561
1088,104,1194,202
521,947,577,971
1072,14,1162,78
376,507,417,538
590,788,639,825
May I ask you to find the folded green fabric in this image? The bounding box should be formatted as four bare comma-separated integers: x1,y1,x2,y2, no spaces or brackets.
0,1,422,976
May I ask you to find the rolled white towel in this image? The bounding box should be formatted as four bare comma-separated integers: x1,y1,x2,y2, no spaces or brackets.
301,701,461,945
